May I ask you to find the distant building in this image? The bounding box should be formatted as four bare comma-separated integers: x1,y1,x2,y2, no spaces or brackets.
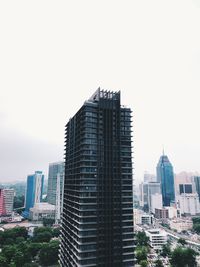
133,209,153,225
148,182,161,212
24,171,44,218
3,189,14,215
139,182,148,209
165,206,180,219
177,193,200,216
139,182,161,211
156,153,175,206
193,176,200,202
170,219,193,233
151,193,163,214
155,208,169,220
47,162,64,205
29,203,55,221
175,172,199,196
145,229,167,250
0,189,14,216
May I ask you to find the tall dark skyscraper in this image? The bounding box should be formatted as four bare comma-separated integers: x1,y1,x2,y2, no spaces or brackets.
59,89,134,267
156,153,175,206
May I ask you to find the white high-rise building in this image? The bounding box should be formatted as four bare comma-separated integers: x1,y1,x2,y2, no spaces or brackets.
34,173,44,204
151,193,162,214
178,193,200,216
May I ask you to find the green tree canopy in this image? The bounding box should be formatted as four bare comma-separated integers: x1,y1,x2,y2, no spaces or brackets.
0,255,8,267
139,259,148,267
161,244,171,257
1,245,16,263
32,231,52,243
155,259,164,267
27,243,42,258
170,247,197,267
136,231,149,247
39,241,59,266
136,246,147,263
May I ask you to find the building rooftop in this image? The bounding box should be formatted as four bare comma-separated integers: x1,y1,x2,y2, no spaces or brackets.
31,203,56,211
88,88,120,103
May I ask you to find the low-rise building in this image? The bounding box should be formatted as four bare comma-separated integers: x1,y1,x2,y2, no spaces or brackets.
145,229,167,250
170,219,193,233
165,206,180,219
29,203,55,221
133,209,153,225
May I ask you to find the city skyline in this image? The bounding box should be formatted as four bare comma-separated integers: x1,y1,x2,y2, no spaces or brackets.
1,1,200,183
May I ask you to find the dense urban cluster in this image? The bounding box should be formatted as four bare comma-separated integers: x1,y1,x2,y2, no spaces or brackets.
1,89,200,266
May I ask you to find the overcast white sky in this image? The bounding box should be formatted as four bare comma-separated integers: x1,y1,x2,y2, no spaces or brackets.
0,0,200,183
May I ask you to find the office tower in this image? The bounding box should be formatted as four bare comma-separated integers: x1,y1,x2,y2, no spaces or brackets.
193,176,200,202
179,184,193,194
0,189,14,216
24,171,44,217
156,153,175,206
47,162,64,205
60,89,135,267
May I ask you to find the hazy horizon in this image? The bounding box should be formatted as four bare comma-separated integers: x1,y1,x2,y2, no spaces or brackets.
1,0,200,183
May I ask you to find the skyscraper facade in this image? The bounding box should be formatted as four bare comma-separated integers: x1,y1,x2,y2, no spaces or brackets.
47,162,64,206
59,89,134,267
24,171,44,217
156,154,175,206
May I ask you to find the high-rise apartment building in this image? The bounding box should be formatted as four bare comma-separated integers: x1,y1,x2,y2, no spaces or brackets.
0,189,6,216
3,189,14,215
156,153,175,206
0,189,14,216
47,162,64,205
24,171,44,217
59,89,135,267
